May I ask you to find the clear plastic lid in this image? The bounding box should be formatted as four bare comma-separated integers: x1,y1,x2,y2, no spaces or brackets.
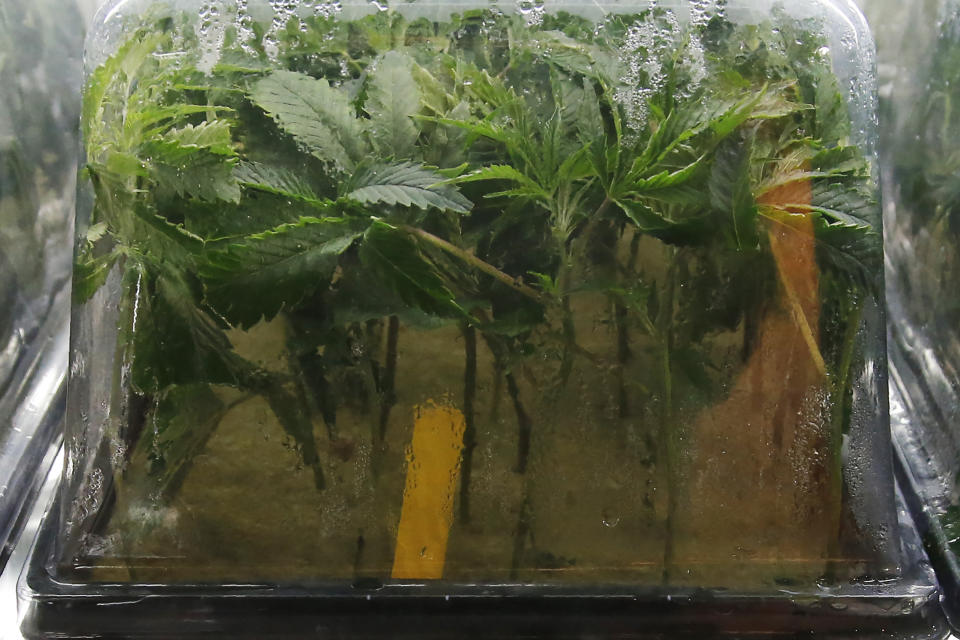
58,0,897,593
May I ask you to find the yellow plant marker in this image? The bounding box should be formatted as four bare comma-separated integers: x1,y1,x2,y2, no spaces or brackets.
392,402,466,580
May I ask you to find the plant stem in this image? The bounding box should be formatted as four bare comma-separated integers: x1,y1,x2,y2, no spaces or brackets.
353,531,366,578
507,370,532,474
658,257,678,585
573,197,613,246
827,296,863,576
286,320,339,441
659,338,676,585
510,495,532,579
557,197,614,386
558,254,577,387
479,328,533,474
615,303,631,418
616,229,641,419
399,224,544,303
775,260,828,378
378,315,400,442
459,323,478,524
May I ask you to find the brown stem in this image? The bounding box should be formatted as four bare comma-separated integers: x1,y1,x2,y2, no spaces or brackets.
378,316,400,442
659,256,679,585
353,531,366,578
507,371,532,474
616,229,641,419
399,224,544,303
510,496,532,579
615,303,631,418
574,197,613,247
459,323,478,524
478,327,533,475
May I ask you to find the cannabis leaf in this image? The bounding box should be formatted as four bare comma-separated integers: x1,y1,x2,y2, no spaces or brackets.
359,220,464,318
709,134,759,250
251,70,365,170
149,151,242,203
128,384,228,500
235,161,326,205
454,165,550,201
345,162,472,212
365,51,421,158
201,216,367,329
73,250,120,305
162,121,236,156
128,263,250,393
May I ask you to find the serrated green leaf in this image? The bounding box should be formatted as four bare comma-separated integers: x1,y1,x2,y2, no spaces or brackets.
627,157,706,205
262,381,325,490
709,135,759,250
201,216,366,329
162,121,236,156
235,161,327,205
251,70,364,170
359,220,464,318
103,152,149,178
127,384,228,501
365,51,421,158
345,162,472,212
615,199,708,244
129,264,249,392
82,30,166,148
150,150,241,203
455,164,549,201
73,250,119,305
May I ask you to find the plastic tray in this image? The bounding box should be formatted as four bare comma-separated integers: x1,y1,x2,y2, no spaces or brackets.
18,479,948,639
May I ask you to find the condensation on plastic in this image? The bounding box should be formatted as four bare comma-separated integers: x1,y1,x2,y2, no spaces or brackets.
0,0,92,567
25,0,937,634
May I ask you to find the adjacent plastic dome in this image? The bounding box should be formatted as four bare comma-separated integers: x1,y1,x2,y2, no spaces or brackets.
861,0,960,629
22,0,941,636
0,0,86,567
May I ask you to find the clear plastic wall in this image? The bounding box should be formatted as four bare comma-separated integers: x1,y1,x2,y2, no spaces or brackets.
59,0,896,592
0,0,91,561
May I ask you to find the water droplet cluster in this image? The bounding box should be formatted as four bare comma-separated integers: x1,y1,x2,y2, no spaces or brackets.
612,0,719,133
689,0,726,29
235,0,259,56
516,0,545,27
302,0,344,20
264,0,301,59
614,3,680,131
196,0,228,73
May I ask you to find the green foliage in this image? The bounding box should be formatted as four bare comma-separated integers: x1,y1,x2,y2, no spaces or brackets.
201,216,366,329
79,4,877,502
364,51,422,157
251,70,364,170
346,162,472,212
360,220,465,318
